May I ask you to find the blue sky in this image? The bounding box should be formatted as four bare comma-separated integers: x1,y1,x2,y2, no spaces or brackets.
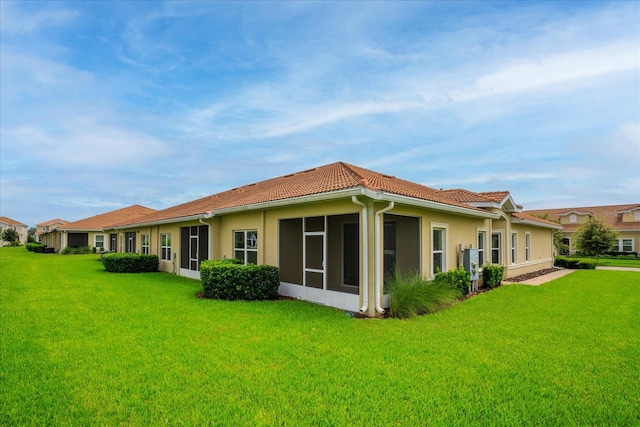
1,1,639,227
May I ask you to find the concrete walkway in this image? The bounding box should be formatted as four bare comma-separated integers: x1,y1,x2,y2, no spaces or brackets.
596,266,640,272
511,269,577,286
505,266,640,287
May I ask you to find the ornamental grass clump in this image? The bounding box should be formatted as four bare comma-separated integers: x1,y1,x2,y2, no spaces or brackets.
385,270,459,319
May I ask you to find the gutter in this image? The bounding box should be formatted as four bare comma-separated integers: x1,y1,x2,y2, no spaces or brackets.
511,218,563,230
351,196,369,313
374,201,394,314
370,192,499,220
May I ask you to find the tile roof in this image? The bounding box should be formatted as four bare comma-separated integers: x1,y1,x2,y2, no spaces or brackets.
36,218,68,227
118,162,488,226
525,204,640,231
110,162,558,230
512,212,563,228
436,189,496,203
477,191,511,204
0,216,27,227
59,205,156,231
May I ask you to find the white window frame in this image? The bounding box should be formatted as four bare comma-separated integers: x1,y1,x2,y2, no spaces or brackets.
94,234,105,250
616,238,634,253
511,232,518,265
491,231,503,265
477,228,488,266
525,233,531,262
569,214,577,223
161,233,171,261
634,210,640,221
141,234,150,255
431,223,448,276
234,230,258,265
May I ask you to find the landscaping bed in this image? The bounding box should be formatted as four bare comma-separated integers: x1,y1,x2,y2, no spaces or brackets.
503,267,562,283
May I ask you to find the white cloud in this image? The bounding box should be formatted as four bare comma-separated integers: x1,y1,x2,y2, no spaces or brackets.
453,41,640,102
8,123,170,166
432,172,557,187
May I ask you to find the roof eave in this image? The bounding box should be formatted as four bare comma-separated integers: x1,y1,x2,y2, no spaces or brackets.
512,218,563,230
109,213,209,230
375,192,500,219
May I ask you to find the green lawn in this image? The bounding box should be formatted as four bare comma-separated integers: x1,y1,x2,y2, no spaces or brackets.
566,255,640,268
1,247,639,426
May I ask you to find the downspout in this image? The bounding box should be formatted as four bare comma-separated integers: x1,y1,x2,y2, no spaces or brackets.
351,196,369,313
374,201,395,314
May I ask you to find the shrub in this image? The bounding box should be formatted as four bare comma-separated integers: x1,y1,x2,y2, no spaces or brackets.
200,259,279,301
554,256,596,270
385,270,458,319
61,246,94,255
102,253,159,273
482,264,505,288
603,251,638,258
26,243,46,253
434,268,471,296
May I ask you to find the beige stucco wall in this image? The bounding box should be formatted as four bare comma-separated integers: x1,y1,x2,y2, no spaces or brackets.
559,213,590,225
506,224,554,277
621,210,640,223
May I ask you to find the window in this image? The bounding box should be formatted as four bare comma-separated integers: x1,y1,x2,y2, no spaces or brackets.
635,211,640,221
511,233,518,264
234,230,258,264
432,227,446,275
561,238,570,255
616,238,634,252
95,234,105,250
161,233,171,261
42,226,46,232
478,231,487,266
491,232,502,264
525,233,531,262
569,214,577,223
141,234,149,255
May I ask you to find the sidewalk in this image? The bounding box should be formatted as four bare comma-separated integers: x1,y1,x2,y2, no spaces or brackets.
596,266,640,272
507,266,640,287
513,269,576,286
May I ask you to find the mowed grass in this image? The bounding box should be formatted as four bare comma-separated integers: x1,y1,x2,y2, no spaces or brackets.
1,247,639,426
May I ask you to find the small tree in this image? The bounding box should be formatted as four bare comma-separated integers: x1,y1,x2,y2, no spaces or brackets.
574,217,618,262
28,227,37,243
1,228,20,246
553,231,568,255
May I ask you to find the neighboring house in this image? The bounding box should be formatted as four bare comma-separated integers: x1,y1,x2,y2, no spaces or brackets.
35,218,69,248
0,216,29,246
39,206,156,253
525,204,640,255
107,162,560,317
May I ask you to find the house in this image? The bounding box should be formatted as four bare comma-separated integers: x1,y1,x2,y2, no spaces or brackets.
39,205,156,253
0,216,29,246
35,219,69,247
108,162,560,317
525,204,640,255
